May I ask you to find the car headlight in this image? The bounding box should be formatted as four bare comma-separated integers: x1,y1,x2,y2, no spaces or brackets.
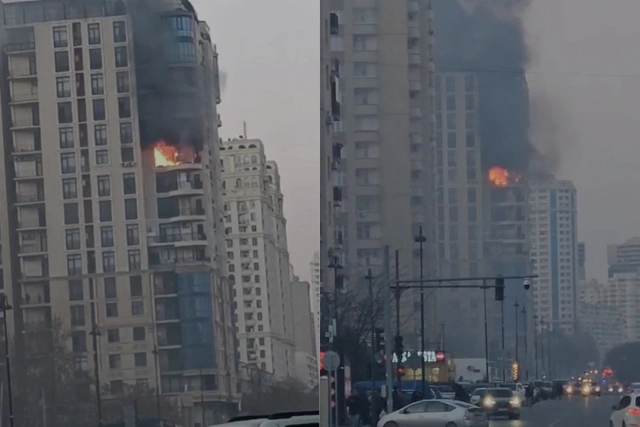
595,386,600,392
619,387,624,393
567,386,573,393
483,397,496,407
509,397,521,406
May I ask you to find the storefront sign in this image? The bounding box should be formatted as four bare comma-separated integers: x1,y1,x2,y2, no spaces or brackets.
392,350,445,364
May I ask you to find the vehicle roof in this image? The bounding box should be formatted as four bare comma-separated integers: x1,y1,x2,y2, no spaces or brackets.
487,387,512,391
212,420,266,427
214,412,319,427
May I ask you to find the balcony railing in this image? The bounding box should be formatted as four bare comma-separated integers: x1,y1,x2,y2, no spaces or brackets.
14,170,43,178
17,219,45,228
10,92,38,102
11,118,39,128
150,232,207,244
16,193,44,203
10,67,36,78
19,241,47,254
5,42,35,53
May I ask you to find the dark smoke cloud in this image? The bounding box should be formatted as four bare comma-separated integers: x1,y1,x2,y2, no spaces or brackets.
433,0,557,173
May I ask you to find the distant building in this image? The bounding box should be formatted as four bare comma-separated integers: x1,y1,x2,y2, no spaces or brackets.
220,138,296,380
529,178,578,335
578,242,586,280
601,273,640,342
577,279,623,360
309,251,321,350
607,237,640,277
291,274,318,388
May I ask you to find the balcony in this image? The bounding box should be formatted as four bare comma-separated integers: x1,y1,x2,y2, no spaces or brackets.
17,218,46,230
156,180,204,197
16,191,44,205
10,91,38,104
149,253,211,268
19,240,47,255
9,67,36,79
5,42,35,54
11,117,39,130
149,231,207,246
165,206,206,221
333,186,342,203
14,168,43,180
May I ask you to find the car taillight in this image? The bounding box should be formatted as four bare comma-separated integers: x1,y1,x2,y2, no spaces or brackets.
627,408,640,416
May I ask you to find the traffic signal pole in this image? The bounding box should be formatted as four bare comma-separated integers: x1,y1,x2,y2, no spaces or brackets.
394,250,402,391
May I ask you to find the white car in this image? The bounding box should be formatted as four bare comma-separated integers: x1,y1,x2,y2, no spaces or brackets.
610,394,640,427
377,399,488,427
212,411,319,427
504,383,525,401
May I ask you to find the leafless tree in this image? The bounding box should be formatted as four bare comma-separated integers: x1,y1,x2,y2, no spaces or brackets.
241,368,318,414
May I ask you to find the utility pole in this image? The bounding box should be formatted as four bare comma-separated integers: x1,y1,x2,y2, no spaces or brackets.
501,300,505,382
539,317,545,377
414,226,427,396
439,323,445,353
514,300,520,362
394,250,402,390
382,246,393,413
366,269,376,421
533,314,538,379
522,305,528,379
90,322,103,427
483,282,490,382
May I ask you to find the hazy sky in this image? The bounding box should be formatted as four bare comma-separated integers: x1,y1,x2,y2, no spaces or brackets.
525,0,640,281
192,0,319,280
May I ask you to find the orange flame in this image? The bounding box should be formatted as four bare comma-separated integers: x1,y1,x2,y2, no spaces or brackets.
488,166,510,187
153,140,180,167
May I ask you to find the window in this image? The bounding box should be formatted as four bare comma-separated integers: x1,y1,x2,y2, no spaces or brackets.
64,203,79,224
105,277,117,298
54,51,70,72
67,253,82,275
68,280,83,301
94,124,107,146
89,48,102,69
107,329,120,343
96,149,109,165
91,73,104,95
97,175,111,197
118,97,131,118
61,152,76,174
53,26,68,47
124,199,138,220
65,229,81,250
56,76,71,98
76,73,85,96
62,178,77,199
100,226,114,247
93,99,106,120
130,276,142,296
133,326,145,341
128,249,141,270
131,300,144,316
99,200,112,222
116,71,129,93
115,46,128,67
58,102,73,123
108,354,121,369
119,123,133,144
113,21,127,43
134,352,147,367
59,127,74,148
126,224,139,246
88,23,101,44
102,251,116,272
121,147,134,162
70,305,85,326
123,173,136,194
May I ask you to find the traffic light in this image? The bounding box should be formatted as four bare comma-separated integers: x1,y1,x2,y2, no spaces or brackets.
394,335,404,359
330,372,336,409
512,361,519,382
375,328,385,353
495,276,505,301
397,364,405,377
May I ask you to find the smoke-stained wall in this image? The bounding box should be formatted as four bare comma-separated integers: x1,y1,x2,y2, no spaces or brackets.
432,0,533,172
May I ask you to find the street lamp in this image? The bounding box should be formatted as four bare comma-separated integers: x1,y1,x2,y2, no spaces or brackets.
1,295,14,427
482,282,490,382
90,322,103,427
521,305,528,379
414,226,427,396
501,299,505,382
365,269,378,425
514,300,520,366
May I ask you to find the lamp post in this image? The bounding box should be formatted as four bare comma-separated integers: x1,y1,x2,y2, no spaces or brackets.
1,295,14,427
533,314,538,379
439,323,445,353
365,269,377,424
90,322,103,427
521,305,528,379
501,299,505,382
514,300,520,362
414,226,427,396
482,282,490,382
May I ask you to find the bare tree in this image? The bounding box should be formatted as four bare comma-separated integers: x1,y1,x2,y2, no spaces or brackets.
241,369,317,414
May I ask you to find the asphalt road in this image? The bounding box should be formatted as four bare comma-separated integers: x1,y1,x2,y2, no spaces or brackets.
489,394,618,426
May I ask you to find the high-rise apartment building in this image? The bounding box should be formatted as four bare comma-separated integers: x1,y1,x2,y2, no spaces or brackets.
328,0,436,346
291,273,318,387
607,237,640,277
220,138,295,380
577,278,624,358
578,242,586,280
529,178,578,335
0,0,239,422
602,273,640,343
309,251,321,349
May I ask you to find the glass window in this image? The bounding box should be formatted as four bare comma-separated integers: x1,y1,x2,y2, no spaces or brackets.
104,277,117,298
116,71,129,93
100,226,114,247
123,173,136,194
99,200,112,222
134,352,147,367
133,327,145,341
96,149,109,165
165,42,196,63
94,124,107,146
113,21,127,43
58,102,73,123
68,280,83,301
118,97,131,118
128,249,141,270
93,99,106,121
91,73,104,95
102,251,116,272
60,152,76,174
124,198,138,220
126,224,139,246
65,229,81,250
54,51,70,72
115,46,128,67
89,48,102,69
97,175,110,197
62,178,77,199
53,26,68,48
63,203,79,224
88,23,101,45
56,76,71,98
59,127,74,148
67,253,82,275
106,302,118,317
119,123,133,144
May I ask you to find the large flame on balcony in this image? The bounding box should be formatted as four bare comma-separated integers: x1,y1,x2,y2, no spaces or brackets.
152,140,197,167
488,166,510,187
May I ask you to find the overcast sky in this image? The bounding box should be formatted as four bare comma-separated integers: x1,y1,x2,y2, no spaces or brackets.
525,0,640,281
192,0,319,281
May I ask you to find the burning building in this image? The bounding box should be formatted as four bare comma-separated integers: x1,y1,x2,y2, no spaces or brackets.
0,0,238,423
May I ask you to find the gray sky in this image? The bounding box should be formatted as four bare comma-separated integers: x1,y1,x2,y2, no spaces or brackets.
525,0,640,281
192,0,319,280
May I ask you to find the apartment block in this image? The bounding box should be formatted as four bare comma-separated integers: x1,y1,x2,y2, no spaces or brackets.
309,251,321,351
291,273,318,387
220,138,296,380
0,0,239,423
329,0,437,347
607,237,640,277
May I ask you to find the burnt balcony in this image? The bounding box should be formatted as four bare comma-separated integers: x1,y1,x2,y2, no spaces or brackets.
331,100,341,121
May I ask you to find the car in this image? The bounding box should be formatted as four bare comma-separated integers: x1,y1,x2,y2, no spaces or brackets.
477,388,521,420
377,399,489,427
610,394,640,427
434,384,456,399
580,380,601,397
470,387,487,406
212,411,319,427
503,383,526,402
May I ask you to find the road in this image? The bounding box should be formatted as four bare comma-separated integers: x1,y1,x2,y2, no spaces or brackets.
490,394,618,426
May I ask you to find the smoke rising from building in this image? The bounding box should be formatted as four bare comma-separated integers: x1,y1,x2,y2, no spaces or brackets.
433,0,557,173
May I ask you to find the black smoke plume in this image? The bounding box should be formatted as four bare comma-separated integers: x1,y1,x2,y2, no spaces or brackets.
433,0,552,173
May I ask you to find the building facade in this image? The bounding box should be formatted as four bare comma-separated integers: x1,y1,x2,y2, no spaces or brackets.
607,237,640,277
0,0,239,423
578,242,586,280
220,138,295,380
291,274,318,387
309,251,321,350
529,178,578,335
328,0,437,347
602,273,640,343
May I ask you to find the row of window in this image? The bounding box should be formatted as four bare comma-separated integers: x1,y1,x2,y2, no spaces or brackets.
72,325,146,354
53,21,127,49
57,96,131,125
65,223,140,250
60,146,135,172
67,248,142,275
63,198,138,225
56,71,129,98
55,45,128,73
59,122,134,149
